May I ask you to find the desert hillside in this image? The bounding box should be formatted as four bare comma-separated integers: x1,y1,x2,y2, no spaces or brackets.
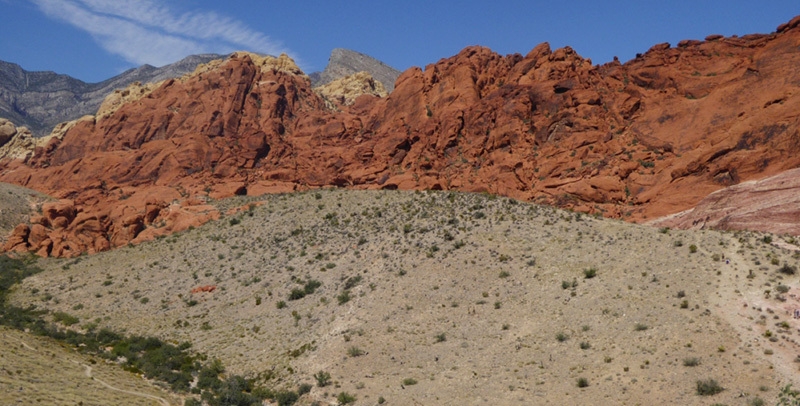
8,189,800,405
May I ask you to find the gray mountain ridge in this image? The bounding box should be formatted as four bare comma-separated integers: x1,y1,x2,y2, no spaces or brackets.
0,49,401,137
309,48,401,92
0,54,223,136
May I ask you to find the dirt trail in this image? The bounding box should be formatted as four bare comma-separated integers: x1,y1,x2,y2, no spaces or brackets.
70,361,171,406
13,333,171,406
709,243,800,388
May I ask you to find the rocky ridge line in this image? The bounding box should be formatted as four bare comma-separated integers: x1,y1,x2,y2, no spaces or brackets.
3,16,800,256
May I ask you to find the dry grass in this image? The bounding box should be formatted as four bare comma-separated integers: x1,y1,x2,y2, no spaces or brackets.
8,189,800,405
0,326,181,405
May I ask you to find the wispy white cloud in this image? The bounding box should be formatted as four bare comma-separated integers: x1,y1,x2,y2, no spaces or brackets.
30,0,294,67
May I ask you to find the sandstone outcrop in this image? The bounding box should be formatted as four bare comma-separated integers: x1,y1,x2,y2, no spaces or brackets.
314,71,388,108
3,17,800,256
651,167,800,235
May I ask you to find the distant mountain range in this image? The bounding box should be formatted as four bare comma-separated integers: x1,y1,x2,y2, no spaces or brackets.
0,50,401,136
0,54,222,136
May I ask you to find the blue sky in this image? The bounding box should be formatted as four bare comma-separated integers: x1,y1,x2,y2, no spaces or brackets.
1,0,798,83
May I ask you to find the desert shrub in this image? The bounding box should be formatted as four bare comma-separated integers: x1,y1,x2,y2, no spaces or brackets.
579,341,591,350
52,311,80,326
347,346,364,357
297,383,312,396
561,280,571,289
748,397,765,406
583,268,597,279
499,271,510,278
343,275,362,290
777,384,800,405
403,378,418,385
314,371,331,387
304,279,322,295
777,284,790,294
337,392,356,404
337,290,351,305
763,235,773,244
634,323,649,331
779,263,797,275
228,217,240,226
683,357,701,367
696,379,724,396
274,390,299,406
276,300,286,309
288,289,306,301
577,377,589,388
680,300,689,309
435,333,446,343
556,332,569,342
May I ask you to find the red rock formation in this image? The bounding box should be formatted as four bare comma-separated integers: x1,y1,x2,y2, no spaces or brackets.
3,18,800,256
650,167,800,235
191,285,217,294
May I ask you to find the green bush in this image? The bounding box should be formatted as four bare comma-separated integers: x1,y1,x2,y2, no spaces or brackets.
556,332,568,342
337,290,351,305
683,357,700,367
288,288,306,301
777,384,800,405
314,371,331,387
343,275,362,290
779,263,797,275
337,392,356,404
696,378,724,396
304,279,322,294
274,390,299,406
403,378,418,385
52,311,80,326
583,268,597,279
577,377,589,388
347,346,364,357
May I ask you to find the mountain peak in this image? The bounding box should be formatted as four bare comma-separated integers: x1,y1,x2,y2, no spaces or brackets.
310,48,401,92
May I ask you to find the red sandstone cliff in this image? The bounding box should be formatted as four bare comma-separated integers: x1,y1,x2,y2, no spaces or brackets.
3,16,800,256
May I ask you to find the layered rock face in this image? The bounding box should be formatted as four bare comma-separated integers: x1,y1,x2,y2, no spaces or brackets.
4,16,800,256
651,167,800,236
